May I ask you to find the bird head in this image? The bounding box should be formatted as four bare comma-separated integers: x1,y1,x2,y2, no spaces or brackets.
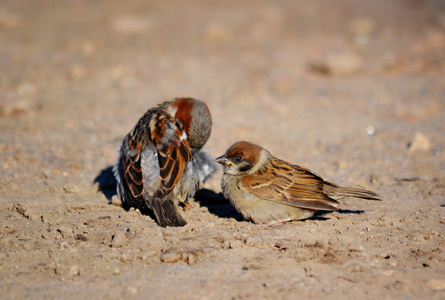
216,141,269,175
170,98,212,152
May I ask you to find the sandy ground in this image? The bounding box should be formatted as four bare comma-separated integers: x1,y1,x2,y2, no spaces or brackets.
1,0,445,299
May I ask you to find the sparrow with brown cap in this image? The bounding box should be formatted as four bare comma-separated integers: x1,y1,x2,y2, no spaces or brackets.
216,141,381,225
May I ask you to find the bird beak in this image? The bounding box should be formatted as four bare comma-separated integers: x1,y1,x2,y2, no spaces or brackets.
215,155,233,166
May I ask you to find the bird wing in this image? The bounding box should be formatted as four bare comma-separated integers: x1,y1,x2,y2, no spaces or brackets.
241,158,339,210
119,135,144,203
121,107,192,200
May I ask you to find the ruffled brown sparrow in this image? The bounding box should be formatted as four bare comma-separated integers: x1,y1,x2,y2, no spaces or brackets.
114,98,217,227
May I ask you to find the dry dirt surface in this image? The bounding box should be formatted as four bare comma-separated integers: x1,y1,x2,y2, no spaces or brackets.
1,0,445,299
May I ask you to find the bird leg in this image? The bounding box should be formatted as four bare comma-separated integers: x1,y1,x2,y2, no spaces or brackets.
177,195,192,210
258,218,293,227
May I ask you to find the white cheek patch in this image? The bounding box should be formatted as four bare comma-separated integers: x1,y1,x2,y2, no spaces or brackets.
180,131,187,141
248,149,270,174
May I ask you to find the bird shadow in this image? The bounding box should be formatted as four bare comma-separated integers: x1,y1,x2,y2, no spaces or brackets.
337,209,365,215
93,165,117,203
93,169,366,224
194,189,244,221
92,165,238,221
92,168,240,221
194,191,367,223
308,209,365,221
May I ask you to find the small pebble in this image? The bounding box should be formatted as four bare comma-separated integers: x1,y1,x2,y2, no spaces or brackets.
408,132,432,151
112,15,151,34
111,232,126,248
125,286,138,294
57,226,73,238
242,263,263,270
310,51,363,77
245,237,260,247
221,240,231,249
229,240,243,249
121,252,134,262
428,279,445,290
75,234,88,241
69,265,80,276
0,97,31,116
366,125,376,135
160,247,183,263
55,264,80,276
184,253,196,265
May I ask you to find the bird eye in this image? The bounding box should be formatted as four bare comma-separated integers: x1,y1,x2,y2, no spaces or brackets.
235,156,242,162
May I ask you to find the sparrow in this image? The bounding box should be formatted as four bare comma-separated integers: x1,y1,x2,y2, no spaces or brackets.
216,141,382,225
113,97,217,227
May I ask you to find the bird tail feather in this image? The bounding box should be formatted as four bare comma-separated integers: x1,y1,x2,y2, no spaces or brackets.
150,197,187,227
324,181,382,201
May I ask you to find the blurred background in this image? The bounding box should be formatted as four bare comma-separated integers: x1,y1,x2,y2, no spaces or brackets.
1,0,444,193
1,1,445,298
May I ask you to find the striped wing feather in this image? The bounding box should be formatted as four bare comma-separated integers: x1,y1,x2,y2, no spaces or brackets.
122,107,192,200
242,157,339,210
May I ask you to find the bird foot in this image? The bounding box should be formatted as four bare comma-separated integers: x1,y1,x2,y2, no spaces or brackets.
177,195,192,210
182,201,192,210
258,218,292,227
